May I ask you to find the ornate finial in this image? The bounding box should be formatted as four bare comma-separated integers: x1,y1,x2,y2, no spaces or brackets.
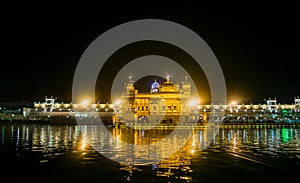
166,75,170,82
129,75,133,83
185,76,188,83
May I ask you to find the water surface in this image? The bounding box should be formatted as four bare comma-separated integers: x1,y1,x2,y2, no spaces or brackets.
1,123,300,182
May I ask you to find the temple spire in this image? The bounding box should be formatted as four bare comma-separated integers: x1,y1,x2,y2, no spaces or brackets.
128,75,133,83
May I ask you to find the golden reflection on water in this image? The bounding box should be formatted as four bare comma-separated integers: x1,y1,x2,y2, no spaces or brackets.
110,127,195,182
3,125,299,161
1,124,300,182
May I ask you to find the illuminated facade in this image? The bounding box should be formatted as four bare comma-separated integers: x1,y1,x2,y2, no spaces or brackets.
118,76,192,123
18,87,299,124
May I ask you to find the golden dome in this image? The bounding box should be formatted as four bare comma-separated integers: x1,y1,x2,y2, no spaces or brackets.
159,81,178,93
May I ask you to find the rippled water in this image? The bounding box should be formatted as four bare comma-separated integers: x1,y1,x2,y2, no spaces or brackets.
1,123,300,182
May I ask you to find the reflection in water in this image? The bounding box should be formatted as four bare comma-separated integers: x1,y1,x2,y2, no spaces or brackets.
1,124,300,182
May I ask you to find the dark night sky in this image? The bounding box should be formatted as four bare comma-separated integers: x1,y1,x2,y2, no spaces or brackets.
1,1,299,104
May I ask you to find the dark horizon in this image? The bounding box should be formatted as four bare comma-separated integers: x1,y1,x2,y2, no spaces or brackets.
1,2,299,105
